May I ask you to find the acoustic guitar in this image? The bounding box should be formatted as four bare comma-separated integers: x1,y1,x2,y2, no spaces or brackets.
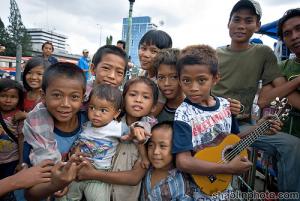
192,97,290,196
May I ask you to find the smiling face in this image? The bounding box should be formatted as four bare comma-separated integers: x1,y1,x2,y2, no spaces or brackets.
0,88,19,113
157,64,181,100
148,126,173,170
43,76,84,124
228,9,260,44
93,53,126,87
282,16,300,57
124,82,154,120
25,65,44,90
179,64,218,105
138,43,159,74
88,95,120,127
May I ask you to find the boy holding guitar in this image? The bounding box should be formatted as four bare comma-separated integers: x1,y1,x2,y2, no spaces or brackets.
172,44,282,200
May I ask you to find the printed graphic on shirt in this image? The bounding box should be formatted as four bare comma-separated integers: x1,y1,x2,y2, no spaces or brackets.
79,138,112,159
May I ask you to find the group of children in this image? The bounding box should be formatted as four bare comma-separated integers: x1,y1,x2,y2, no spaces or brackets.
0,0,299,201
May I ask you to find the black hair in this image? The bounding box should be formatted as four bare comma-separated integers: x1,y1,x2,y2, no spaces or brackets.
123,76,159,106
22,57,45,91
278,8,300,40
151,121,173,133
177,45,218,77
92,45,128,74
0,78,24,110
117,40,126,49
90,84,123,111
42,41,54,51
138,30,172,49
42,62,86,92
153,48,180,77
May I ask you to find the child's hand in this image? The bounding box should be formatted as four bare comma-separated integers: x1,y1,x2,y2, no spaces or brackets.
141,157,150,169
257,115,283,135
13,111,27,123
13,160,54,189
131,126,151,144
76,159,96,181
228,98,242,115
50,157,85,189
227,156,252,174
53,186,69,198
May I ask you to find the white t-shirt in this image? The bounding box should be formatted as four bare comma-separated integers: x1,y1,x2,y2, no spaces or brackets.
78,120,122,169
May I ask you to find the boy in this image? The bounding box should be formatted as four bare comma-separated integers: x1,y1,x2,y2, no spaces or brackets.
23,62,88,200
138,30,173,116
153,48,185,122
140,121,193,201
212,0,300,193
60,84,122,201
37,41,58,68
277,8,300,138
172,45,281,200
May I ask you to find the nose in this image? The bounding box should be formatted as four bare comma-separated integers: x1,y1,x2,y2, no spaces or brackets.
135,94,143,103
107,69,116,80
153,146,160,155
164,77,171,86
191,81,199,92
61,96,71,107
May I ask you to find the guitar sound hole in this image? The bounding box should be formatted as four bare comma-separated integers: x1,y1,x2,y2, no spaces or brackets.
224,147,234,161
207,175,217,183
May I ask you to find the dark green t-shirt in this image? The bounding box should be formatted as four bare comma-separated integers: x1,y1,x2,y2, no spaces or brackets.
279,58,300,137
212,44,282,118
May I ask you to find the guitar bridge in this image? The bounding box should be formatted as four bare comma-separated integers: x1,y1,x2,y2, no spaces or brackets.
208,175,217,183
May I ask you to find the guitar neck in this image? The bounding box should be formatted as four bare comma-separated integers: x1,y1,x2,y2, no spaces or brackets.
227,120,273,161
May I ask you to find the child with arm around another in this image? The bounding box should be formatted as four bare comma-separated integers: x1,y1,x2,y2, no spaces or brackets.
58,84,123,201
173,45,282,200
140,121,193,201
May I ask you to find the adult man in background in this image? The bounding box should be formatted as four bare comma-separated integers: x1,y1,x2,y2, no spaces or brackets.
78,49,90,80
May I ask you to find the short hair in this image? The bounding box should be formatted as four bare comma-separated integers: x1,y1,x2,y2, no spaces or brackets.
153,48,180,77
123,76,158,106
42,62,86,92
117,40,126,49
92,45,128,74
278,8,300,40
22,57,45,91
177,45,218,77
90,84,122,111
138,30,172,49
0,78,24,110
42,41,54,51
151,121,173,133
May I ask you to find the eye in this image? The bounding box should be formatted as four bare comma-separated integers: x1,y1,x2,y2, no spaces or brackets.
171,75,178,80
182,79,190,84
100,108,108,113
157,76,165,81
52,93,62,98
148,142,153,148
143,95,150,99
72,94,81,100
129,92,136,97
117,71,124,76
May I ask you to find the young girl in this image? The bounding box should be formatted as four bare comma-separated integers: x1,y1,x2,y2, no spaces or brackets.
0,78,24,200
76,76,159,201
22,57,45,112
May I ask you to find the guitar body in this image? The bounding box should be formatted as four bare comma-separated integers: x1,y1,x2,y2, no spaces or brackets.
192,134,248,196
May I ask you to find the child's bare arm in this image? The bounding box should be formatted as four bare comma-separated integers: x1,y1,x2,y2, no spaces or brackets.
176,151,252,176
25,158,85,201
16,132,24,172
0,160,53,197
138,144,150,169
77,159,146,186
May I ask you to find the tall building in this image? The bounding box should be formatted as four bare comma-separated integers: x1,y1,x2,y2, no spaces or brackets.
27,28,80,60
122,16,157,67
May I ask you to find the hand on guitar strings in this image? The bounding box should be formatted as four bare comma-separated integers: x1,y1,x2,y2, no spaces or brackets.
227,156,252,175
257,115,283,135
227,98,242,115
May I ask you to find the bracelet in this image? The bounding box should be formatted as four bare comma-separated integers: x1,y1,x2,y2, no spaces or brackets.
239,104,245,114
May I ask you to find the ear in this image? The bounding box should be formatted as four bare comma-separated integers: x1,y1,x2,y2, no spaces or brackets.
90,63,96,76
213,73,220,85
114,109,122,120
150,105,157,114
40,90,46,104
255,21,261,32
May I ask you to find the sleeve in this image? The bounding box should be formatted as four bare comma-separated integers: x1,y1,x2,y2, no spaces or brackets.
172,120,193,154
22,103,61,165
261,46,283,86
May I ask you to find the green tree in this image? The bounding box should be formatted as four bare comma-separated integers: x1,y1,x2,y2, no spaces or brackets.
0,18,12,55
106,35,113,45
7,0,32,56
